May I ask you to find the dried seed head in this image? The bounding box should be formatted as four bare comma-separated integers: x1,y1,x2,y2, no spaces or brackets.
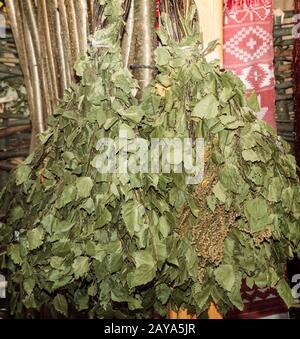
253,227,272,246
178,162,236,269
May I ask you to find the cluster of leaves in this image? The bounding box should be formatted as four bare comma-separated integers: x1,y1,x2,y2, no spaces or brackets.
142,17,300,313
0,0,300,318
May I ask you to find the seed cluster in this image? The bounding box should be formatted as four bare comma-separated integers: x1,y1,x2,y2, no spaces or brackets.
179,160,236,268
253,227,272,246
197,265,206,283
192,206,236,265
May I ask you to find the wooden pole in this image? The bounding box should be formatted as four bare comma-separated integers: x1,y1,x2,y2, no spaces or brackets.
74,0,88,54
131,0,157,95
65,0,80,66
39,0,60,103
6,0,38,150
194,0,224,66
6,0,92,150
21,5,45,144
122,0,135,68
57,0,74,86
0,125,31,138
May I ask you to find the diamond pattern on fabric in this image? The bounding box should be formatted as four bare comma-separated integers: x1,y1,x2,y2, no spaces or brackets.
224,26,273,63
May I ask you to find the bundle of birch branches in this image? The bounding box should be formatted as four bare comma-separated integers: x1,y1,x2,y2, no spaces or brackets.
5,0,101,149
5,0,222,151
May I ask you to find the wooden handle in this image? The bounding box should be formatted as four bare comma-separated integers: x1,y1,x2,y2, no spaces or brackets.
194,0,224,65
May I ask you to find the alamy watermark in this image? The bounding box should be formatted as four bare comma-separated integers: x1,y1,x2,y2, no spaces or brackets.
292,274,300,299
94,129,205,185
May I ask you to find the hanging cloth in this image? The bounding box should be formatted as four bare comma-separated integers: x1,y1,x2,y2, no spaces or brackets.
223,0,276,129
225,0,266,9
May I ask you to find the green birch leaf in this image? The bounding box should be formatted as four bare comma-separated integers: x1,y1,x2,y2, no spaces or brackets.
52,275,73,291
244,198,271,232
220,87,234,103
27,227,44,251
242,149,260,162
76,177,93,199
53,294,68,317
108,253,123,273
212,181,227,203
8,244,23,265
50,257,64,270
72,257,90,279
156,284,171,305
277,279,294,308
282,187,294,210
227,277,243,311
96,207,112,228
266,178,283,202
10,206,24,223
155,47,171,66
15,165,31,186
219,164,242,192
122,201,145,237
159,216,170,238
56,185,77,209
247,91,260,112
127,250,157,288
119,106,144,124
24,278,35,296
88,284,97,297
214,264,235,292
75,293,89,311
52,220,74,235
80,198,95,214
207,195,217,212
192,94,219,119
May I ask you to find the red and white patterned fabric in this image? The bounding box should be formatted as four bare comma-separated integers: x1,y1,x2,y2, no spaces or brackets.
224,0,276,129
